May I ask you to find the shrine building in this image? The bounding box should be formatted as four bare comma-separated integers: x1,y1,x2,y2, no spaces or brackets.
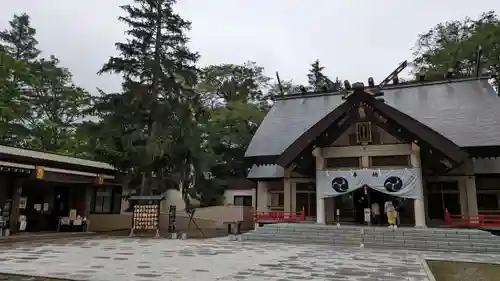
245,76,500,227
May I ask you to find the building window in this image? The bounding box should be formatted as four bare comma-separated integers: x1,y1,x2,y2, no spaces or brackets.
325,157,360,168
91,187,122,214
296,182,315,191
370,155,410,167
269,192,284,210
477,193,499,211
233,195,252,206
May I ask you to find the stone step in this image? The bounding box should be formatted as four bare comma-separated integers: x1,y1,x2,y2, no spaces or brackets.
245,224,500,254
261,225,494,234
248,231,497,244
245,233,500,253
257,227,499,240
250,234,500,247
263,224,495,235
254,229,500,243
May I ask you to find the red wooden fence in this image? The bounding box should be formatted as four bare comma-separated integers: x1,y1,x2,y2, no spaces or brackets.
445,208,500,227
254,207,305,222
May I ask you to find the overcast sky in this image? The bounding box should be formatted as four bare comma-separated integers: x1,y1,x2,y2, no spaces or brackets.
1,0,499,94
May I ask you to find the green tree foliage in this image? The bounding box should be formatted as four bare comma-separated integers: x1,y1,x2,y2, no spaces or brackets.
0,13,40,62
0,13,41,146
198,61,270,105
0,46,31,145
27,56,91,153
0,13,91,153
307,59,342,92
307,59,327,91
94,0,206,205
208,100,266,177
268,79,299,97
198,62,270,179
413,11,500,91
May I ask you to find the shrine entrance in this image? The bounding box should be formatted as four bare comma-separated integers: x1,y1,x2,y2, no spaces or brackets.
333,186,415,226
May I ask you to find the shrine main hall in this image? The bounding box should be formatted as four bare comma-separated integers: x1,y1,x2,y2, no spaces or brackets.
245,76,500,227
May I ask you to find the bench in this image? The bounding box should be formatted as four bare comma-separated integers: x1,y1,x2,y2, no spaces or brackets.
223,221,243,234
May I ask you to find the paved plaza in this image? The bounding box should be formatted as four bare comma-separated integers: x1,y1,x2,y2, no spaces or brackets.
0,237,499,281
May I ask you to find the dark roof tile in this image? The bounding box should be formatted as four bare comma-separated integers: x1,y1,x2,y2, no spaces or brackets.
245,78,500,159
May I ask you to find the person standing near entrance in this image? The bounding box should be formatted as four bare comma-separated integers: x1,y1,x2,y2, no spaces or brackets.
384,201,396,228
395,198,404,226
371,202,380,225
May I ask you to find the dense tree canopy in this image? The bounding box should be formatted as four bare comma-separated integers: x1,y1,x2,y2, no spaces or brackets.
0,13,91,151
413,11,500,91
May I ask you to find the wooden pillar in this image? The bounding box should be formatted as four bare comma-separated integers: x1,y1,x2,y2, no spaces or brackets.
313,147,326,224
256,181,268,211
411,144,426,227
463,159,478,215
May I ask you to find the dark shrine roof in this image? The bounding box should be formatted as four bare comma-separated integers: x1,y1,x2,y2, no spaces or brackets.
245,77,500,159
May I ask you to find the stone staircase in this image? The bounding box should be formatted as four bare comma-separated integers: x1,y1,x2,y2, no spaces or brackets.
243,223,500,253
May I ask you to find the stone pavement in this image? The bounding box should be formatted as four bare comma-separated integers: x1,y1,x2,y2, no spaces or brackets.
0,237,498,281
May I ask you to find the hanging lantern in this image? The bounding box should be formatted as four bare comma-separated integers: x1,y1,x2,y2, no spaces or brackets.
35,166,44,180
96,174,104,185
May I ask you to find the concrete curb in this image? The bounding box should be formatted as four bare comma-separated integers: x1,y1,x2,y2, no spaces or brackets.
420,256,437,281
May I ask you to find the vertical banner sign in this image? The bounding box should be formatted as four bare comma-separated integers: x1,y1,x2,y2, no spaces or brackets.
35,166,44,180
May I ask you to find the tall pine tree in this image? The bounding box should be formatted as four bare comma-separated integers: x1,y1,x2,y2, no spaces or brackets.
0,13,40,62
95,0,205,202
307,59,342,92
0,13,40,146
307,59,326,91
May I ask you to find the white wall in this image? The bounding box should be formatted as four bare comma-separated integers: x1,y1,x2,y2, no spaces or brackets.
223,189,256,207
161,189,187,212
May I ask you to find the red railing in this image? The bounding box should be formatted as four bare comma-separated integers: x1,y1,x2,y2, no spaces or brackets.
254,207,305,222
445,209,500,227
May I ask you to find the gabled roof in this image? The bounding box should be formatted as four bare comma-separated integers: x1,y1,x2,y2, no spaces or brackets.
276,87,469,168
245,78,500,161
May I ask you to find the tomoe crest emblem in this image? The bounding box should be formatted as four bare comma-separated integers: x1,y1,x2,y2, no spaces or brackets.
384,176,403,192
331,177,349,193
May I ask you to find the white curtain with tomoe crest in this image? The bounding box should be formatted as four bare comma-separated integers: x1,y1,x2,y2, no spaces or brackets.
316,168,423,199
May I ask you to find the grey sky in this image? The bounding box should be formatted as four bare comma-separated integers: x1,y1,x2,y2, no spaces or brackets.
1,0,499,94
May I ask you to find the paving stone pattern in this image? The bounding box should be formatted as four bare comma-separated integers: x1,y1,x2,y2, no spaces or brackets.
0,237,499,281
